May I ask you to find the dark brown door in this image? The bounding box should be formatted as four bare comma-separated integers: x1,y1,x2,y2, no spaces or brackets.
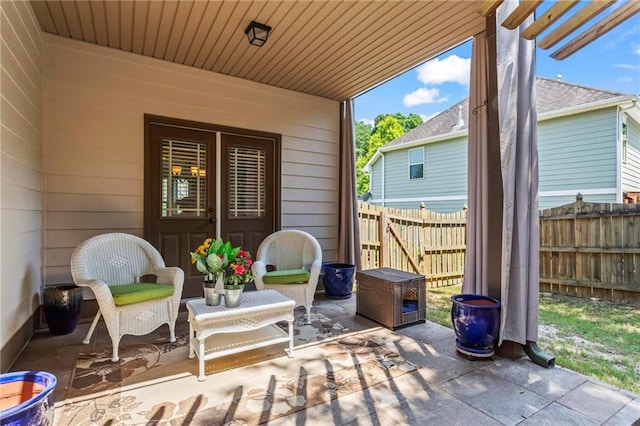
146,122,217,298
145,116,280,298
220,133,277,258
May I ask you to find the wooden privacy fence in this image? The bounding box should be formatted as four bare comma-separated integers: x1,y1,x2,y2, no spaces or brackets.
539,195,640,301
358,201,467,287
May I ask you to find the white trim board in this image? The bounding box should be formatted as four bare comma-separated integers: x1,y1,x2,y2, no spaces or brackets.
372,188,617,205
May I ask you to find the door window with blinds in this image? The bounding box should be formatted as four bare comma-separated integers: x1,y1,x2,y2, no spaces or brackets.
161,139,207,217
228,146,266,218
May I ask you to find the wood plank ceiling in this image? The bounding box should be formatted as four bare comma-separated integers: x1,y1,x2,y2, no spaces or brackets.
29,0,485,101
29,1,639,101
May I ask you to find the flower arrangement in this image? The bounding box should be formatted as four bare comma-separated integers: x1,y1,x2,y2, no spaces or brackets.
190,238,253,289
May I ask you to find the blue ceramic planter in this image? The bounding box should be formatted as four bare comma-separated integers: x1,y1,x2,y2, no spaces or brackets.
323,263,355,300
451,294,501,358
0,371,56,426
43,285,82,335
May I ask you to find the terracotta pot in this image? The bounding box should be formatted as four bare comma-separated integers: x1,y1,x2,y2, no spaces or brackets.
0,371,57,426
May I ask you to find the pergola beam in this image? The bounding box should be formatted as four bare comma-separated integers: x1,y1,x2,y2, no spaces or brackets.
537,0,616,50
551,0,640,60
521,0,580,40
502,0,544,29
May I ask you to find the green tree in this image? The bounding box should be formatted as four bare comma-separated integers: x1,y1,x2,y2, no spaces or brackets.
374,113,423,133
356,115,406,196
355,120,373,159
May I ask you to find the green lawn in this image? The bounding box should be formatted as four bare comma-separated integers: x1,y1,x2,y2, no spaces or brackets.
427,285,640,394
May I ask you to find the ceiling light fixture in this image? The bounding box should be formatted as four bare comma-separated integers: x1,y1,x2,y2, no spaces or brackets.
245,21,271,47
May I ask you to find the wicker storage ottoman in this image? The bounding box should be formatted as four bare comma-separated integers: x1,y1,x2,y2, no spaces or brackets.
356,268,426,330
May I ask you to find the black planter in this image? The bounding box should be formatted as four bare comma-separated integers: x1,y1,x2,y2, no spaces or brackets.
323,263,355,300
43,285,82,335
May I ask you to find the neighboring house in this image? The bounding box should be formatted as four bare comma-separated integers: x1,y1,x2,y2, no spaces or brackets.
363,77,640,212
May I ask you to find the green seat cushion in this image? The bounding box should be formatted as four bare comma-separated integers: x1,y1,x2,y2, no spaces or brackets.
109,283,174,306
263,268,310,285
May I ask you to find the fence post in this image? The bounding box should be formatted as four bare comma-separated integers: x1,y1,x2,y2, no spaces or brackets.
420,203,428,277
575,192,583,214
379,209,387,267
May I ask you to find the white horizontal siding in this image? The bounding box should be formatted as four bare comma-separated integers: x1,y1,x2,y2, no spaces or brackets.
0,1,43,351
622,117,640,192
43,34,340,285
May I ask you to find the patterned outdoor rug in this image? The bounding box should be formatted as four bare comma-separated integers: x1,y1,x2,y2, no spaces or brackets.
66,308,351,400
57,333,419,425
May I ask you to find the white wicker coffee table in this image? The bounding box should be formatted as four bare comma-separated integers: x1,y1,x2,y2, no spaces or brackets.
186,289,295,381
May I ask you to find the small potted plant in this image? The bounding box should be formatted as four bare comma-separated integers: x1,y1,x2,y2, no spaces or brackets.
222,248,253,307
190,238,253,307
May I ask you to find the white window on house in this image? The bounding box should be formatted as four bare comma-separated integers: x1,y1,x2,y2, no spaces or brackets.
409,147,424,180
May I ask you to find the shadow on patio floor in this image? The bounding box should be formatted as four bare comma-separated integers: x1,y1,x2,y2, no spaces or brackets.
10,292,640,425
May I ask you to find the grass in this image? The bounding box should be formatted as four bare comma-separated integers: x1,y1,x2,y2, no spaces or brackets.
427,285,640,394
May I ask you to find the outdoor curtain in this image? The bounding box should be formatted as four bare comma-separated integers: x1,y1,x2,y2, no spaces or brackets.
464,0,540,346
337,100,361,269
497,0,540,345
462,30,499,297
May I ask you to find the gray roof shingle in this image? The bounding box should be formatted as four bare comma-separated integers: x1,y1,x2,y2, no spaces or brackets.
386,77,626,147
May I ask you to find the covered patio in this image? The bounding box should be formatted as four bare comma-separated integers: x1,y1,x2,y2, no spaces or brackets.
2,0,640,423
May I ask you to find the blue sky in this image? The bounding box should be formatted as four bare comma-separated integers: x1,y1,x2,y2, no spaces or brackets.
354,8,640,125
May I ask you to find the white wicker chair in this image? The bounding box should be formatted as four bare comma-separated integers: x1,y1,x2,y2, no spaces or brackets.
70,233,184,362
251,230,322,324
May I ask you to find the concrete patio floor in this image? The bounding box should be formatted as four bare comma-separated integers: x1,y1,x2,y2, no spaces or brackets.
10,292,640,425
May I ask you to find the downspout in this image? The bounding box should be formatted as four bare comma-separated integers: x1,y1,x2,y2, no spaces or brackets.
616,106,622,203
523,341,555,368
617,100,638,202
381,152,385,207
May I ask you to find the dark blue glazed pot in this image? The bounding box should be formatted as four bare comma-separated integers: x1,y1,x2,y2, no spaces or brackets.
323,263,355,300
43,285,82,335
0,371,57,426
451,294,501,358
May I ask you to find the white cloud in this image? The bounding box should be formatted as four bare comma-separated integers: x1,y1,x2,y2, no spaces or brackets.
633,43,640,55
420,112,440,122
403,88,448,107
416,55,471,86
615,63,640,71
358,118,374,126
617,75,633,83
